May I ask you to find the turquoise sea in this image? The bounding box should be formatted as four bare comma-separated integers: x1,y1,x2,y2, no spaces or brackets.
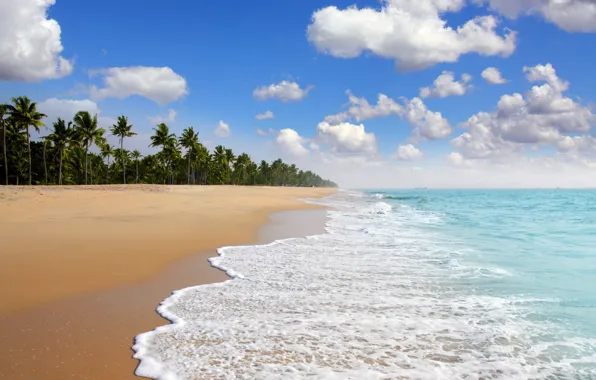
377,189,596,331
135,189,596,379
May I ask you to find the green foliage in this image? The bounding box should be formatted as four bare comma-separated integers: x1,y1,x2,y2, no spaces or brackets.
0,96,338,188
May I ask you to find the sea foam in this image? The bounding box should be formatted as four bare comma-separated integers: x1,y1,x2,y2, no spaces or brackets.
133,191,596,380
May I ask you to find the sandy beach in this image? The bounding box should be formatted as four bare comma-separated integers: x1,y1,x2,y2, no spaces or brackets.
0,185,334,379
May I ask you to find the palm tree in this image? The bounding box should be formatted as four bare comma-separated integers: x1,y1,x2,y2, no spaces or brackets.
234,153,251,185
225,148,235,184
193,144,210,185
100,144,114,184
271,159,283,186
150,123,176,150
3,118,26,185
73,111,104,185
110,116,136,184
212,145,229,184
113,148,131,183
179,126,199,184
150,123,177,184
6,96,47,185
48,118,76,185
0,104,8,185
258,160,270,185
131,150,142,183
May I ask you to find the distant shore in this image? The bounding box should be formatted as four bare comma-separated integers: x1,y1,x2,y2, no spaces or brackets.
0,185,334,379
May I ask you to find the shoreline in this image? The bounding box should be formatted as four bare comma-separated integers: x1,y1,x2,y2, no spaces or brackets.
0,186,333,380
133,209,330,378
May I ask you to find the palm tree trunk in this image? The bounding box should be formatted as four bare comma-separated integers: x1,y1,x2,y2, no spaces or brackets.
43,139,47,184
106,157,110,184
84,145,88,185
27,127,31,185
2,119,7,185
121,138,126,184
187,154,191,184
136,160,139,183
59,149,63,185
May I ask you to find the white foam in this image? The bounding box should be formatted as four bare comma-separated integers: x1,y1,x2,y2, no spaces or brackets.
133,193,596,380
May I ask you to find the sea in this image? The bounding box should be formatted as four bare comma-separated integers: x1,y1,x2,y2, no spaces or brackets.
133,189,596,380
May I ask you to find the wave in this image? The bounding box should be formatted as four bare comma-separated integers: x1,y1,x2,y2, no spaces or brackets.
133,192,596,380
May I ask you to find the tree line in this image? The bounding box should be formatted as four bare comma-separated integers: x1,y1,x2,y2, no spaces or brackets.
0,96,338,188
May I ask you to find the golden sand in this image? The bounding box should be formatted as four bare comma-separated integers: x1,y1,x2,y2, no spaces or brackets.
0,185,334,379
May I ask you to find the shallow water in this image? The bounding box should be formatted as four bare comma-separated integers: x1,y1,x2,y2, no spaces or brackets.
134,189,596,379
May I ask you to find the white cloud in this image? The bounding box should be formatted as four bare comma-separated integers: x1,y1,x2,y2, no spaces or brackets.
0,0,73,81
316,121,377,156
256,128,276,136
557,135,596,159
35,98,115,139
275,128,310,157
420,71,472,98
403,97,453,140
482,0,596,33
446,152,470,167
481,67,508,84
256,110,275,120
148,109,177,125
325,90,403,125
307,0,516,71
38,98,100,124
523,63,568,92
89,66,188,105
253,81,313,102
213,120,231,138
451,63,595,162
325,91,451,141
396,144,424,160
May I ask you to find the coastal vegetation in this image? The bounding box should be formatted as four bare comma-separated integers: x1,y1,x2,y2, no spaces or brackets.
0,96,337,187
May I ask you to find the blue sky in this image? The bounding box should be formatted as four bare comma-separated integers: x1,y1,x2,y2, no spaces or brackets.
1,0,596,188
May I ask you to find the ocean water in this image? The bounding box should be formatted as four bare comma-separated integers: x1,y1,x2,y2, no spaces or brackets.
133,189,596,380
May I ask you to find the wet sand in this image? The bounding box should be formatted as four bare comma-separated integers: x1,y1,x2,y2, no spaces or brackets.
0,185,333,379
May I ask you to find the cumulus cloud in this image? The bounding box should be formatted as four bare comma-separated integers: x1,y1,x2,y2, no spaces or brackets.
325,90,403,125
481,67,508,84
396,144,424,160
307,0,516,71
420,71,472,98
0,0,73,81
275,129,310,157
256,110,275,120
523,63,569,92
325,91,452,141
148,109,176,125
481,0,596,33
556,135,596,160
35,98,116,138
38,98,100,123
89,66,188,105
403,97,453,140
316,121,378,156
253,81,313,102
213,120,231,138
451,63,595,162
256,128,277,136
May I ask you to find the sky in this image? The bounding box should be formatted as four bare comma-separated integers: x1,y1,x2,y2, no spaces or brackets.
1,0,596,189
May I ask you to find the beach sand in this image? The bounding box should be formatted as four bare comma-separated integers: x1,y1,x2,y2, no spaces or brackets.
0,185,333,379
